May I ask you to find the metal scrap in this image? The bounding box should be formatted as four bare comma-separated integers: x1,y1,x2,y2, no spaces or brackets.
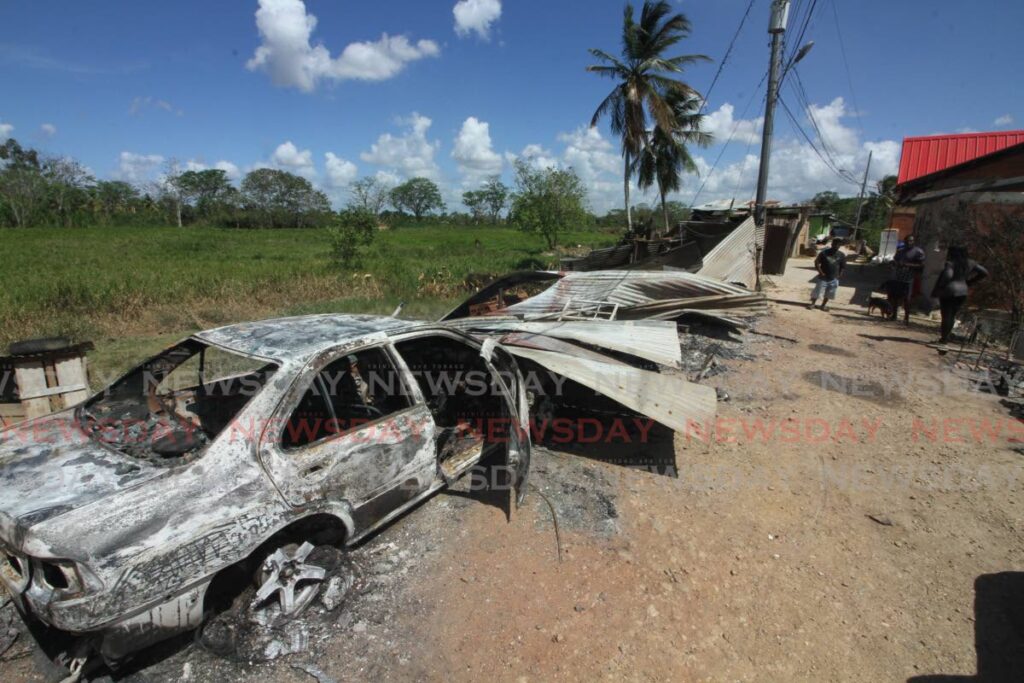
447,318,684,369
697,216,760,289
505,346,717,433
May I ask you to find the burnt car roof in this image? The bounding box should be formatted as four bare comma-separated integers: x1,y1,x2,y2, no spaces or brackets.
192,314,422,362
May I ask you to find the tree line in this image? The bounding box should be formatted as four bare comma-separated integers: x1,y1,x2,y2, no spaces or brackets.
0,137,334,229
0,136,598,250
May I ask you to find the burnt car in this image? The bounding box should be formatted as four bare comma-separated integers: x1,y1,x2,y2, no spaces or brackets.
0,314,530,664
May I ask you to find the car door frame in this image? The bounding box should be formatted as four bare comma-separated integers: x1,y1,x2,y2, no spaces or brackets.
257,336,437,511
388,326,532,506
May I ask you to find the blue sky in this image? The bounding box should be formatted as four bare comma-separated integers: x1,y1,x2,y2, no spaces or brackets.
1,0,1020,212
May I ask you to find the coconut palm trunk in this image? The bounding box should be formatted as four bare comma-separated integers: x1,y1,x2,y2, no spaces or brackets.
587,1,709,236
624,152,633,230
661,188,670,234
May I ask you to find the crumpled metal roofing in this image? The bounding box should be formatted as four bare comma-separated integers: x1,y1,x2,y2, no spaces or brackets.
502,270,762,320
505,347,716,433
447,318,683,368
696,216,759,289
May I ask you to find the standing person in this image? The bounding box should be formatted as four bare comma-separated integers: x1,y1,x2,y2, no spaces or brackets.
888,234,926,324
809,238,847,311
931,245,989,343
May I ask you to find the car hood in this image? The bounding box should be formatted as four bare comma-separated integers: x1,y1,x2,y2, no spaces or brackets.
0,410,164,546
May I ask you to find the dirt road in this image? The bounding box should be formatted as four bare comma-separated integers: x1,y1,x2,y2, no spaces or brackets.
3,257,1021,682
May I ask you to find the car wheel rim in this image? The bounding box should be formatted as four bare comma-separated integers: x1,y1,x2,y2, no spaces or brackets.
252,541,325,617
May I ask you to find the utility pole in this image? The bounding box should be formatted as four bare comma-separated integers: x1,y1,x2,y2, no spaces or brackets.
754,0,790,227
853,150,873,235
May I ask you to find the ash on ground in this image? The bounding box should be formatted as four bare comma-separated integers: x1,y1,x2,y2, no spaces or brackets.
8,450,622,683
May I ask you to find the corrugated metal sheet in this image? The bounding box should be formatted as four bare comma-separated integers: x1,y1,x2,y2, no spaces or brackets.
696,216,758,289
897,130,1024,185
505,347,717,433
502,270,762,319
448,318,683,368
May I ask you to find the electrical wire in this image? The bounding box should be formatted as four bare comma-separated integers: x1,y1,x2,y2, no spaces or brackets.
688,71,769,208
829,0,865,139
784,0,821,68
695,0,759,120
778,94,860,187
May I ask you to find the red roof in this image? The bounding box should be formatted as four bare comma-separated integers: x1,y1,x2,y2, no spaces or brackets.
897,130,1024,185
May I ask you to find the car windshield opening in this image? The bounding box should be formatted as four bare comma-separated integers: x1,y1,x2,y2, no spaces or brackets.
79,339,277,464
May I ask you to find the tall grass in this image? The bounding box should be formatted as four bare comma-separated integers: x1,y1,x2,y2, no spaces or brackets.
0,224,619,347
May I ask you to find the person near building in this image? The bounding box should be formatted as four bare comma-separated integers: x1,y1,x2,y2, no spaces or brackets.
931,245,989,343
887,234,926,324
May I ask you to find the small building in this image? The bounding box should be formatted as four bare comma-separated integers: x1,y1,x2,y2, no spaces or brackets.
892,130,1024,237
891,130,1024,314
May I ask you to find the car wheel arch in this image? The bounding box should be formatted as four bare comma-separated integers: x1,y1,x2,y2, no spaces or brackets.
200,511,352,617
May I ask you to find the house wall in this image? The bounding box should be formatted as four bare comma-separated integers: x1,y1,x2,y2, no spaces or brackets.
889,206,916,239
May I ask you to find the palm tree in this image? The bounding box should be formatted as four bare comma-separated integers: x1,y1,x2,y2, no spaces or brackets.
635,89,712,233
587,1,708,232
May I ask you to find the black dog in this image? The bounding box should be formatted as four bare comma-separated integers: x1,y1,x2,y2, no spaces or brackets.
867,295,893,318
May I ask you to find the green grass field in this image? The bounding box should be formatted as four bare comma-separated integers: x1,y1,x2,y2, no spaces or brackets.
0,224,619,383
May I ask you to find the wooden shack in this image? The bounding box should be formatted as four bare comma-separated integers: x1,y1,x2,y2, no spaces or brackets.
0,340,93,427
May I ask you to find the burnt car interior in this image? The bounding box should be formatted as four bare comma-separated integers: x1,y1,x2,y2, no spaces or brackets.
281,347,411,449
394,335,506,478
80,340,277,462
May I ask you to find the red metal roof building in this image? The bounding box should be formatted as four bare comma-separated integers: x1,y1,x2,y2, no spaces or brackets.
897,130,1024,185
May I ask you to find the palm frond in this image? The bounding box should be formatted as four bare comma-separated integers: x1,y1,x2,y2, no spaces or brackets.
663,53,711,67
590,86,625,131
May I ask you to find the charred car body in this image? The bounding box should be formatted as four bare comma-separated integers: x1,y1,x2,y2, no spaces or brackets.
0,315,530,663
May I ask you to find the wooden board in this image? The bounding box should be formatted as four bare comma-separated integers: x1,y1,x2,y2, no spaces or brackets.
54,356,90,408
13,362,50,420
0,403,27,428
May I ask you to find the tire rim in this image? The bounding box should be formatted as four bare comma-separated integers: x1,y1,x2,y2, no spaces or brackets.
252,541,325,617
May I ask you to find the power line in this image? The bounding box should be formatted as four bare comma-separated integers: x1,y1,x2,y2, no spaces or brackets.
784,0,821,68
695,0,759,120
787,68,860,184
830,0,865,138
688,71,769,208
778,94,860,187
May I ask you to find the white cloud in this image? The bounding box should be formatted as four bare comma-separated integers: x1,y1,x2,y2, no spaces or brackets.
39,123,57,138
994,114,1014,127
702,103,762,146
360,113,441,180
129,96,182,116
0,120,13,140
453,0,502,40
374,169,401,187
452,116,502,186
247,0,440,92
179,159,241,182
214,160,241,181
560,126,620,178
507,144,559,170
807,97,859,156
115,151,164,183
270,140,316,178
324,152,358,187
686,97,901,206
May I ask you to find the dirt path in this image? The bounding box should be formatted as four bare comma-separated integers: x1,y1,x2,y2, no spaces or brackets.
3,257,1021,682
407,258,1023,682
